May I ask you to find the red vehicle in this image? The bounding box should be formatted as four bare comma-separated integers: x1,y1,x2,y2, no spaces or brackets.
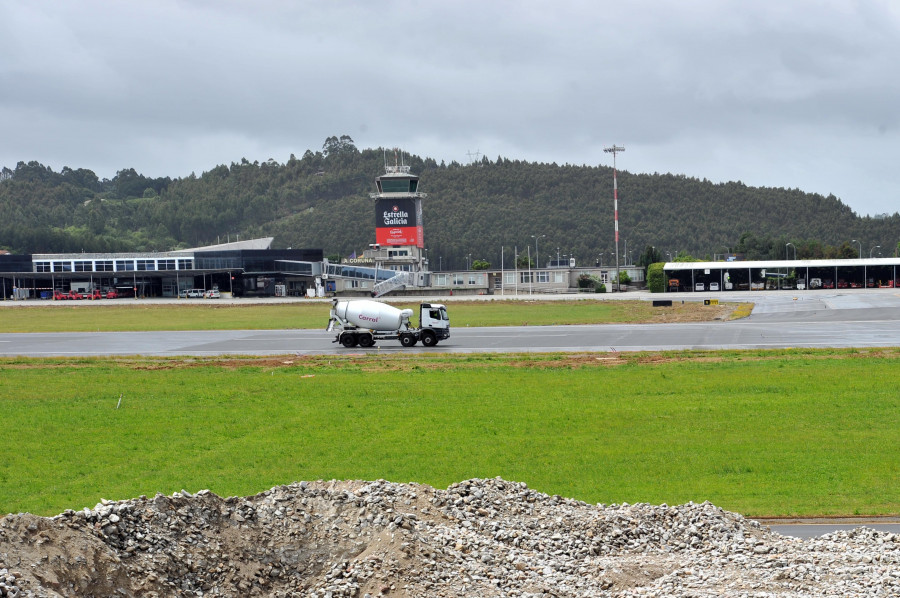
105,289,119,299
53,290,69,300
67,290,83,300
85,289,102,300
822,279,835,289
837,279,849,289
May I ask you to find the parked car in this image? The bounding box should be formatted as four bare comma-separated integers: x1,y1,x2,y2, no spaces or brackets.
105,289,119,299
709,282,720,291
187,289,204,298
695,282,705,291
204,289,220,299
796,280,807,290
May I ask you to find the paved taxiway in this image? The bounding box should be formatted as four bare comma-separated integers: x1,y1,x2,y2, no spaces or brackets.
2,290,899,357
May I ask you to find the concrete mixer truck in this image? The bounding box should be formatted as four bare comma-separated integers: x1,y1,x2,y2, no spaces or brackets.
326,298,450,348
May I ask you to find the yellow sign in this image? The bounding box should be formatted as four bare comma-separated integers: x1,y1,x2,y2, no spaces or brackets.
703,299,719,306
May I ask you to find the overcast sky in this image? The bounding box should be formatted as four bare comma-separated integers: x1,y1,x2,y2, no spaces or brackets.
2,0,898,216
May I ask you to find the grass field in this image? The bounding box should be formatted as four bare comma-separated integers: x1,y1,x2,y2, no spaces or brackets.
0,299,740,332
3,349,899,518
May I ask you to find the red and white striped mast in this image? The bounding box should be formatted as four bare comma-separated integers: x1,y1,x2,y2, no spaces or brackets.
604,144,625,291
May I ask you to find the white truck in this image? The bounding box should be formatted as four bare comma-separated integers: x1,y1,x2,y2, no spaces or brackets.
327,299,450,348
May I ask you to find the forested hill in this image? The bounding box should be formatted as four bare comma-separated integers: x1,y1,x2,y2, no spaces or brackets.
2,138,898,268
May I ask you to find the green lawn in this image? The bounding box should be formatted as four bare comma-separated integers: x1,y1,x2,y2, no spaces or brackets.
3,350,898,518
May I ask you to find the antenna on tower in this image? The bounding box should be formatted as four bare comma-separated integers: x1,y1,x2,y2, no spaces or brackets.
466,149,481,165
383,148,410,174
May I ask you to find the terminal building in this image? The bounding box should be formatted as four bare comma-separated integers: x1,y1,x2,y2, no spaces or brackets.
0,239,322,300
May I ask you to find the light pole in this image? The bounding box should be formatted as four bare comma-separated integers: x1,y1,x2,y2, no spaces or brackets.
786,242,796,260
597,253,604,268
870,245,880,258
466,254,472,270
531,234,545,269
604,144,625,291
851,239,862,259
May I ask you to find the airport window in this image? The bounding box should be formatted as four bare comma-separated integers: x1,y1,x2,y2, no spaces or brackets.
520,272,533,284
553,271,565,283
503,272,516,285
136,259,156,271
95,260,114,272
380,179,411,193
35,262,51,273
177,259,193,270
116,260,134,271
453,274,465,286
74,261,92,272
158,259,176,270
53,262,72,272
536,271,550,283
433,274,448,286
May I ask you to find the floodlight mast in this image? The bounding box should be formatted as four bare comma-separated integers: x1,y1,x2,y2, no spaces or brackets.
604,145,625,291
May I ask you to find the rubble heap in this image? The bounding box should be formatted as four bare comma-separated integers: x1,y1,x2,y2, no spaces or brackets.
1,478,898,597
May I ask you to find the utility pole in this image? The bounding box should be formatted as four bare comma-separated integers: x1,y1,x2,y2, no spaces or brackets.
604,145,625,291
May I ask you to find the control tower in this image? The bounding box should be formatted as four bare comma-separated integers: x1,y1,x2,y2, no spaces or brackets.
370,149,427,250
362,150,431,296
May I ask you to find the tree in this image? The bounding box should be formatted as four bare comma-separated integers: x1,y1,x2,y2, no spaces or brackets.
646,263,665,293
472,259,490,270
322,135,357,157
638,245,662,275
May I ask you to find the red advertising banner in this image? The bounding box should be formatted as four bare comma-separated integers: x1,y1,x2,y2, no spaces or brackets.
375,198,422,246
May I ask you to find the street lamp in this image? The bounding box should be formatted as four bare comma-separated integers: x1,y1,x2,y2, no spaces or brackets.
466,254,472,270
851,239,862,259
870,245,880,258
531,234,545,269
786,242,796,260
597,253,604,268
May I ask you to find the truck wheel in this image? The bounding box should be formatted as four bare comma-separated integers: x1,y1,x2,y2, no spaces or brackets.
341,333,358,348
421,331,438,347
400,334,416,347
358,333,375,348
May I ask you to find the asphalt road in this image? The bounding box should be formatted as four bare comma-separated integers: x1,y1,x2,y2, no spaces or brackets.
2,290,900,357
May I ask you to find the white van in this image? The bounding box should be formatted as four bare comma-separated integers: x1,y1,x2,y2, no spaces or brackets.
709,282,720,291
695,282,705,291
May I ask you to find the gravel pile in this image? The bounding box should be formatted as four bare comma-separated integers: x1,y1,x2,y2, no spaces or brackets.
2,477,898,597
